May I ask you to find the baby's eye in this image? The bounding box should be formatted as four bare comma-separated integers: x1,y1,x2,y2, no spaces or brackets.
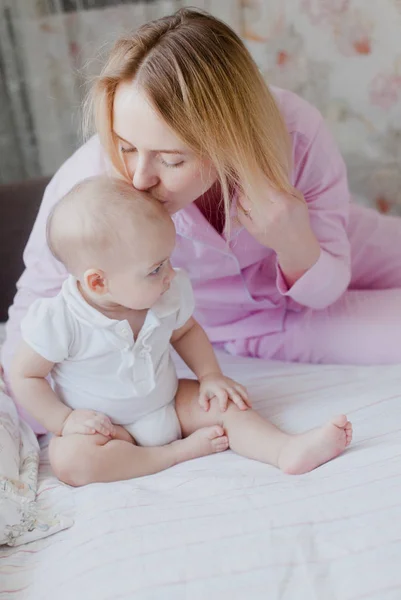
149,264,163,276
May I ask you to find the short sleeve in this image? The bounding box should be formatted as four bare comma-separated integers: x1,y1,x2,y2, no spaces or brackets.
174,269,195,329
20,296,73,363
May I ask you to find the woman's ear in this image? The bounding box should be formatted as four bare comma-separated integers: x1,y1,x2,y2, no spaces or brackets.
83,269,108,295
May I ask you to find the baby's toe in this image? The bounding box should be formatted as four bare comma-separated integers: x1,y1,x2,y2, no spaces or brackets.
345,425,353,446
331,414,348,428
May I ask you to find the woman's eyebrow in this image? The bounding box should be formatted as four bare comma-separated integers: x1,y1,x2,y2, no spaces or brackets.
113,132,185,154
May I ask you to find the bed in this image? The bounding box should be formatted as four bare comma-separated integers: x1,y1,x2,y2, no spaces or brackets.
1,181,401,599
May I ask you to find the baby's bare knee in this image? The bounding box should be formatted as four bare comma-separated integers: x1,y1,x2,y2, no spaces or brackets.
175,379,228,436
49,435,103,487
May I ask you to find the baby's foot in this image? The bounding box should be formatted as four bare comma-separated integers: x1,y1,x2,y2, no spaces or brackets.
278,415,353,475
173,426,229,464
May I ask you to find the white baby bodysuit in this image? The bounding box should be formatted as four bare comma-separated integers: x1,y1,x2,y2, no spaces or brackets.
21,269,194,446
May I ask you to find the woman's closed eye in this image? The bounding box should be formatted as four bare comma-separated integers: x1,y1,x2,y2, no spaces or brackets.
120,146,135,154
120,145,184,167
160,158,184,169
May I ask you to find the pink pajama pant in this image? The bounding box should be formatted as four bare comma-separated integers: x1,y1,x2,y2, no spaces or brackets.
226,205,401,365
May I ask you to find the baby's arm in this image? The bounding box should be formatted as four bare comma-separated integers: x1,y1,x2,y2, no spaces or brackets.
10,342,115,437
171,318,250,412
171,317,221,379
10,341,71,435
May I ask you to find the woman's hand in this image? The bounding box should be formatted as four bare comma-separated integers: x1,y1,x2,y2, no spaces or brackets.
236,176,321,286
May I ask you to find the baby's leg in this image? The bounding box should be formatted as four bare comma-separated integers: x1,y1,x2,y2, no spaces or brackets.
49,424,228,486
175,379,353,475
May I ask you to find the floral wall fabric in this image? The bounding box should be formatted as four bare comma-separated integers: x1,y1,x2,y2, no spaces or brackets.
0,0,400,212
241,0,401,212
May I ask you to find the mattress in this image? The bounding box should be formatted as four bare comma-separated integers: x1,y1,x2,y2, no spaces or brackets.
1,323,401,599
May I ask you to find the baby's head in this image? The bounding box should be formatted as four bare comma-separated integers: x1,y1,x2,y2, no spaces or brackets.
47,176,176,310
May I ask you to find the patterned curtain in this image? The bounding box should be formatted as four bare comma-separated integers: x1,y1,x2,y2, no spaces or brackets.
1,0,401,212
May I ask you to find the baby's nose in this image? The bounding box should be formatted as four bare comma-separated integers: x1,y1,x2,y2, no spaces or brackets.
165,262,175,283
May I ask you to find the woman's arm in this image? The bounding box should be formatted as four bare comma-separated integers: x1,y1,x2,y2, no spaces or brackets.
278,118,351,308
238,116,351,310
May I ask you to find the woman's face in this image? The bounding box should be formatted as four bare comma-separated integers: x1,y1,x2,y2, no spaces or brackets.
112,82,218,214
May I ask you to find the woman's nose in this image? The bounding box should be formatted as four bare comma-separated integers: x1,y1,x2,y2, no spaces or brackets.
132,158,159,191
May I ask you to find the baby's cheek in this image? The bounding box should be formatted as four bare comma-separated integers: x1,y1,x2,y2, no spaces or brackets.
145,281,160,297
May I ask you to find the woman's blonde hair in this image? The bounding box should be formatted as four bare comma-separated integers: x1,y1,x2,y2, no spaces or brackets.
84,8,292,234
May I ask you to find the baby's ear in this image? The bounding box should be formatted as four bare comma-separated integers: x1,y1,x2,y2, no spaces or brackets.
84,269,108,295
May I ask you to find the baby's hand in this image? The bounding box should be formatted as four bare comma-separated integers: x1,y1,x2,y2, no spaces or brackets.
199,373,251,412
61,409,116,438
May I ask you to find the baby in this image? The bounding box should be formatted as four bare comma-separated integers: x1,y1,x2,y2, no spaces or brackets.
11,177,352,486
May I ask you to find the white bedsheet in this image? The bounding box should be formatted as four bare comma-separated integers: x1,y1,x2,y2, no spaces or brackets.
1,326,401,599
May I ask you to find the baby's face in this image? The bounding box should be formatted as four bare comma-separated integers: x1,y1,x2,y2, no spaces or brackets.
106,218,177,310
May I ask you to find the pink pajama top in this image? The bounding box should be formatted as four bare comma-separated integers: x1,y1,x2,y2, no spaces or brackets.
2,87,351,377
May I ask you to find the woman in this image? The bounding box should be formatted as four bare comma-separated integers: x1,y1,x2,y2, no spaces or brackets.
2,9,401,433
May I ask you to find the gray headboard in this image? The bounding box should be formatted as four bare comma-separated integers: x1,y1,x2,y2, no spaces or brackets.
0,177,50,322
